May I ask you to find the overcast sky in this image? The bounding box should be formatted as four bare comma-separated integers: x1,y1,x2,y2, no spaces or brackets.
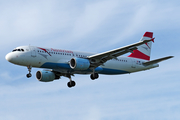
0,0,180,120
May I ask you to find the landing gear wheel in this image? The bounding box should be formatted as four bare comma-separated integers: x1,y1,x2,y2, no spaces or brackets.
71,81,76,87
67,82,71,87
90,73,99,80
26,73,32,78
90,74,95,80
94,73,99,79
67,81,76,88
26,66,32,78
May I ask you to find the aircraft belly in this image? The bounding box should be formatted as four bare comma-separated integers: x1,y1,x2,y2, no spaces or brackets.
38,60,157,75
40,62,71,69
99,60,130,74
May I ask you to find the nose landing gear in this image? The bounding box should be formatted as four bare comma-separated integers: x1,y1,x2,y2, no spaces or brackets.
26,66,32,78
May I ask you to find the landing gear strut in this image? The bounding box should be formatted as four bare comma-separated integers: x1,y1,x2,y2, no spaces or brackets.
26,66,32,78
67,75,76,88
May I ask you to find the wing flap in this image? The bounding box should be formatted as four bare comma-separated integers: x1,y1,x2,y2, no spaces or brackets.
143,56,174,66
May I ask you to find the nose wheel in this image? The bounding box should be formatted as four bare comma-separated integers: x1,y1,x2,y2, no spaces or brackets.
26,66,32,78
26,73,32,78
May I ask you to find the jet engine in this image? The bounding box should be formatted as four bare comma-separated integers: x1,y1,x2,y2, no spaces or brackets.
36,70,60,82
69,58,90,70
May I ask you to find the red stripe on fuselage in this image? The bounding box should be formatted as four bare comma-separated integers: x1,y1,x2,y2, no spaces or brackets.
128,50,150,60
38,47,51,56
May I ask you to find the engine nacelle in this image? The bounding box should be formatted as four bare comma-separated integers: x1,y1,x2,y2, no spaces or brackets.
36,70,59,82
69,58,90,70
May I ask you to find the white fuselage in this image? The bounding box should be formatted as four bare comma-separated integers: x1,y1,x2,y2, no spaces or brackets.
5,46,159,75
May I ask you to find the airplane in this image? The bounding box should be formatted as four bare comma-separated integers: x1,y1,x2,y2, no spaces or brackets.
5,32,173,88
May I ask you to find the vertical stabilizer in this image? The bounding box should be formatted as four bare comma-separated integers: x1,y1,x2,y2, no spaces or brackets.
128,32,154,60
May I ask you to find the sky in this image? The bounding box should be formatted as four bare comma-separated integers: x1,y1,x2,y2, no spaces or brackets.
0,0,180,120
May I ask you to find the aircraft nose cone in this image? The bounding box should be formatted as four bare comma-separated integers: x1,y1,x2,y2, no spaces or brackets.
5,53,13,62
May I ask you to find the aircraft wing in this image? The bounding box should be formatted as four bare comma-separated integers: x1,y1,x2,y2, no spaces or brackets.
87,40,152,67
143,56,174,66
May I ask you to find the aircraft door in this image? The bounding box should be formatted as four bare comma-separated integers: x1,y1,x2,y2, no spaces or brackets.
30,46,36,57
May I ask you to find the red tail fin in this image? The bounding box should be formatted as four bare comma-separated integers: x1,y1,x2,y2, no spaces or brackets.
128,32,154,61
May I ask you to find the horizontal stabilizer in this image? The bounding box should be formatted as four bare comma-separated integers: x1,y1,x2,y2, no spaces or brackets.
143,56,174,66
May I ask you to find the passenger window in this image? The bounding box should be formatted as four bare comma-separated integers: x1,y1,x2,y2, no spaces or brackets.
18,49,20,51
21,49,24,51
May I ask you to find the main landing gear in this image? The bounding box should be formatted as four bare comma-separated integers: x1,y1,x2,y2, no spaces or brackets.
90,73,99,80
90,68,99,80
66,75,76,88
26,66,32,78
66,72,99,88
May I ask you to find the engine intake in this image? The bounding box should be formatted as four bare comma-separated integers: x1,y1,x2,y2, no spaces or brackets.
70,58,90,70
36,70,59,82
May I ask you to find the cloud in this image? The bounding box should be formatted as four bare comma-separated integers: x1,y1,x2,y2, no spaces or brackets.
0,71,24,84
104,0,180,47
78,106,102,120
1,0,179,51
72,0,119,39
0,0,73,49
0,72,12,80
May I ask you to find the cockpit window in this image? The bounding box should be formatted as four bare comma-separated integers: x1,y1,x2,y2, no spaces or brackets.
12,48,25,52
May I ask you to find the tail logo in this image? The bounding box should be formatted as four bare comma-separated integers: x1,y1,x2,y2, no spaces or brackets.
145,43,151,49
